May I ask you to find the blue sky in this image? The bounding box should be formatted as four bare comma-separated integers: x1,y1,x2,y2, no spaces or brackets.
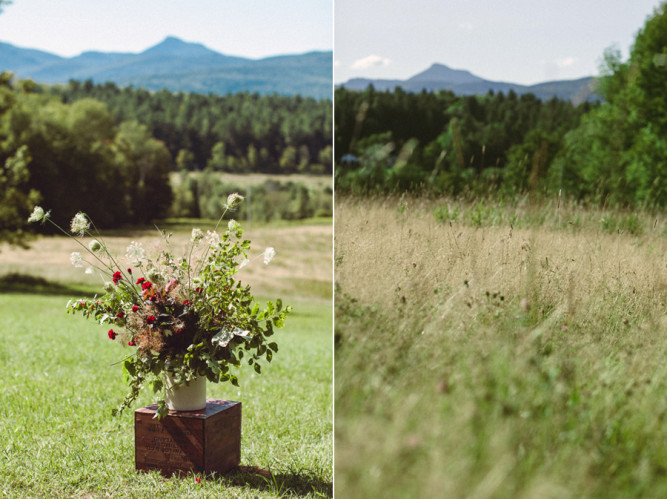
334,0,663,85
0,0,332,58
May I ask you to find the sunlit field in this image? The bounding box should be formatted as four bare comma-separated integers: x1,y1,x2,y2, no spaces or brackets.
0,218,332,497
335,195,666,498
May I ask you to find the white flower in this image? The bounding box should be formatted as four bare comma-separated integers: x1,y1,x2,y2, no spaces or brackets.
225,192,244,210
191,228,204,244
227,219,239,232
85,267,94,274
28,206,50,223
70,252,83,268
263,247,276,265
89,239,102,252
206,230,221,246
238,258,250,269
125,241,146,265
70,212,90,235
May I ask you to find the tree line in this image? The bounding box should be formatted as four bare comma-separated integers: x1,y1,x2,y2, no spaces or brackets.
0,75,332,243
336,3,666,208
49,81,332,175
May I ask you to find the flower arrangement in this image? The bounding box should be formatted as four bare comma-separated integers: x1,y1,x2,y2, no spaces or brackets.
28,194,290,419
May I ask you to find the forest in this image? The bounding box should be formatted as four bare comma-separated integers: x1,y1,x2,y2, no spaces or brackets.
0,76,332,243
335,4,666,209
49,80,333,175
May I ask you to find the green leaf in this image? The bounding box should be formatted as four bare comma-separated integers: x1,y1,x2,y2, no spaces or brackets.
211,327,250,348
253,363,262,374
150,379,163,394
268,342,279,352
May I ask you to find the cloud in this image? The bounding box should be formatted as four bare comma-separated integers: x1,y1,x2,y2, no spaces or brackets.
555,56,577,68
458,22,474,31
334,60,341,67
351,54,391,70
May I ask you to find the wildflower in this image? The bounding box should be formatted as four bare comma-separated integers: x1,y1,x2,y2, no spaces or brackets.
191,228,204,244
128,341,136,347
146,315,156,325
206,230,221,246
132,305,139,312
136,277,145,285
112,271,122,285
126,241,146,265
142,281,153,291
263,247,276,265
227,219,239,232
108,329,116,340
238,258,250,269
70,252,83,268
127,268,132,274
225,192,244,210
89,239,102,252
70,212,90,235
116,312,124,318
85,267,94,274
27,206,50,223
195,477,201,484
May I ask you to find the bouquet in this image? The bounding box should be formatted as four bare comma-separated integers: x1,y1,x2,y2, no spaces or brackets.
28,194,290,419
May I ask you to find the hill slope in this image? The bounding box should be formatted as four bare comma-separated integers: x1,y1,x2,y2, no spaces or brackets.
0,36,332,99
338,63,598,103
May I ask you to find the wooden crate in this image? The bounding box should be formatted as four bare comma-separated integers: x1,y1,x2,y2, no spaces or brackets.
135,399,241,476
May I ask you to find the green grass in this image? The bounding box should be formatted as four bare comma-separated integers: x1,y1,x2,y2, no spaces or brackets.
335,195,667,498
0,294,332,497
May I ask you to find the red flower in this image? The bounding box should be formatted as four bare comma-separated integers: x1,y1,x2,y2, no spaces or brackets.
108,329,116,340
136,277,145,285
132,305,139,312
195,477,201,484
142,281,153,291
127,268,132,274
112,271,122,285
128,341,136,346
116,312,124,318
146,315,156,325
183,300,191,306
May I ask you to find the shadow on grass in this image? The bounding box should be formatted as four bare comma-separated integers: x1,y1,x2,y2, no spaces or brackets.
0,273,97,297
215,466,332,497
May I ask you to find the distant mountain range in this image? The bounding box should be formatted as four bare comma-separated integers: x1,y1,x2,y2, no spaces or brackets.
338,63,599,103
0,36,333,99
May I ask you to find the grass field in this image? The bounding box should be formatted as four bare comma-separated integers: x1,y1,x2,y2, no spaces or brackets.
0,219,332,497
335,195,666,498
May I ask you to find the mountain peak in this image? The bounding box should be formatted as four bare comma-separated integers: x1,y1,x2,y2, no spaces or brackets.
407,63,483,85
141,36,218,57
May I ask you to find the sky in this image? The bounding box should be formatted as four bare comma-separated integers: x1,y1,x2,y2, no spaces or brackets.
334,0,664,85
0,0,332,58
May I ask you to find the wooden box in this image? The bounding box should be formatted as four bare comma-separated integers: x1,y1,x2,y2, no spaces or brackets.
135,399,241,476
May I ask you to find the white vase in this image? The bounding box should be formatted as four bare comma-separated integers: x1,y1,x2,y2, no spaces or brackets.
164,374,207,411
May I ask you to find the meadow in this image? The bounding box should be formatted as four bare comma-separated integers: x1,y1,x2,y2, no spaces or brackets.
335,194,666,498
0,218,332,497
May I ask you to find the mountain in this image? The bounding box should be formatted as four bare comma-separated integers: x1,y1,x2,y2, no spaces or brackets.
338,63,599,104
0,37,332,99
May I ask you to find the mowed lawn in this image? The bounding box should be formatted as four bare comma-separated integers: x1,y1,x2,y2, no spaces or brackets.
0,221,332,497
335,195,666,498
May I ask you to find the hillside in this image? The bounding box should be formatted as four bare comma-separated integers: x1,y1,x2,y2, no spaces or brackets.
0,36,332,99
338,63,598,103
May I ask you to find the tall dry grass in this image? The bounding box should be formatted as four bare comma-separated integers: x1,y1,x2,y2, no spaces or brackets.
335,195,667,498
